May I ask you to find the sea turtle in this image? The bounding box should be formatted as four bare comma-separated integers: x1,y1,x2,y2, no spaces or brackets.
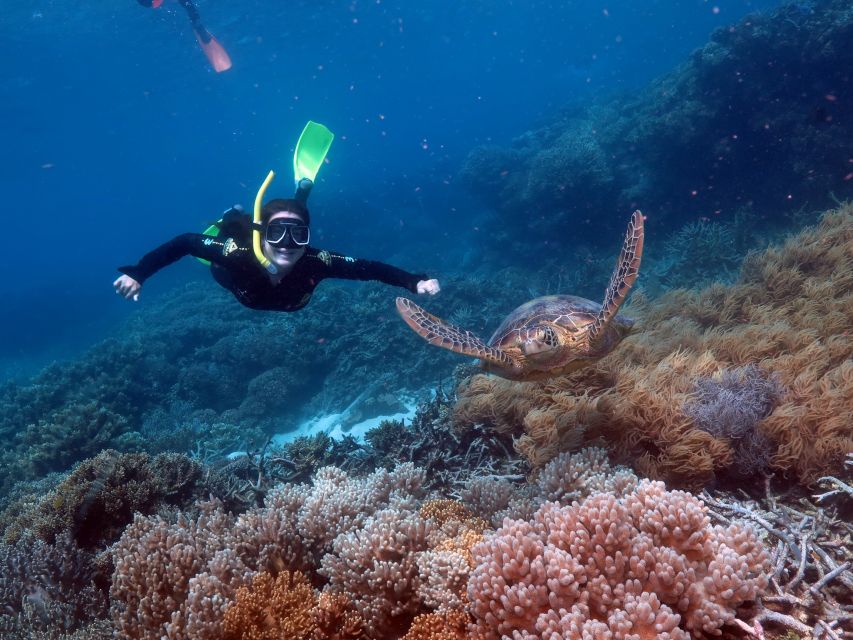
396,210,644,381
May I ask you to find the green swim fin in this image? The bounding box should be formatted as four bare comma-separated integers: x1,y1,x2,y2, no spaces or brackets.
294,121,334,186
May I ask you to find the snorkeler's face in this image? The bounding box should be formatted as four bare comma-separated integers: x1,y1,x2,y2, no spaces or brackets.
262,211,307,272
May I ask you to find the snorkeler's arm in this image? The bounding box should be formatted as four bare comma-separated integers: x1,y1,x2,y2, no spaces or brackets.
311,249,428,293
118,233,242,283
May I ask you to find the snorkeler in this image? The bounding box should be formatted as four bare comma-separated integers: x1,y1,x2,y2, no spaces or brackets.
136,0,232,73
115,121,438,309
113,199,441,310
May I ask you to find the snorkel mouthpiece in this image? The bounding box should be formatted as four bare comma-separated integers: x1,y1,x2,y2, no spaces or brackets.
253,170,278,274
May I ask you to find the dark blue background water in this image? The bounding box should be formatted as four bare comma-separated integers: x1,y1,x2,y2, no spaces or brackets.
0,0,780,378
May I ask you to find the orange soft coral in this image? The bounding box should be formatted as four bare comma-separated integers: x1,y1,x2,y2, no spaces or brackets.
311,592,366,640
400,610,470,640
222,571,316,640
454,205,853,487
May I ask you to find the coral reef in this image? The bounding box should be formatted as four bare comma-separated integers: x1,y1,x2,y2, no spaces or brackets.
459,448,637,529
0,450,204,548
467,480,770,639
454,206,853,487
647,219,745,292
12,443,846,639
0,269,518,497
0,533,108,637
108,464,428,639
461,0,853,254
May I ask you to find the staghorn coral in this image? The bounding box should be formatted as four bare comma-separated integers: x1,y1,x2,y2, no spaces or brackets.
454,206,853,487
467,479,770,639
222,570,316,640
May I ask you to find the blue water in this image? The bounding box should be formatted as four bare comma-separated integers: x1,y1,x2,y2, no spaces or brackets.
0,0,780,376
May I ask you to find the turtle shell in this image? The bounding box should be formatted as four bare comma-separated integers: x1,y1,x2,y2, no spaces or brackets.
489,294,634,359
490,296,593,344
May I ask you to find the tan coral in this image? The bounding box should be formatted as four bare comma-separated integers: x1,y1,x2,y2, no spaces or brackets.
222,571,317,640
400,610,470,640
311,592,366,640
420,500,470,526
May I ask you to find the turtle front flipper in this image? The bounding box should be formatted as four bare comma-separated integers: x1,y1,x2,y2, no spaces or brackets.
589,210,645,343
396,297,520,371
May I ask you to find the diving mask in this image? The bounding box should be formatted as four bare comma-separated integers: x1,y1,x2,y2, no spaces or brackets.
265,220,310,246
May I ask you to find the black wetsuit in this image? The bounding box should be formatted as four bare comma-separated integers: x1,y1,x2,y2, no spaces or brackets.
118,224,427,312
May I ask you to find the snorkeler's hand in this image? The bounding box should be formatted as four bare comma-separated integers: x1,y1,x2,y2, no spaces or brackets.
113,275,141,302
416,279,440,295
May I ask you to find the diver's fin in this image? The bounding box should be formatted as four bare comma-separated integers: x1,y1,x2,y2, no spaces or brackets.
588,210,644,343
294,121,334,187
195,32,232,73
395,297,519,370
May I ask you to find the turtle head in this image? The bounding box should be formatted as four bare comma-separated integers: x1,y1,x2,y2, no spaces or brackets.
520,324,561,360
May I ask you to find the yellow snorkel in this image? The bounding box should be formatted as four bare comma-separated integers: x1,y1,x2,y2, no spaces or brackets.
251,121,335,274
253,170,278,274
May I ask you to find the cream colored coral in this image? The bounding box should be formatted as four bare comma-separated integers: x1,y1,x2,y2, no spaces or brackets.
416,550,471,612
319,508,433,638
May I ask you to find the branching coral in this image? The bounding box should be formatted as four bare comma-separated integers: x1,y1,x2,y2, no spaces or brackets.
534,447,638,504
109,464,429,640
319,508,433,638
109,499,250,640
0,533,108,636
454,206,853,487
416,500,488,614
467,480,771,639
311,592,367,640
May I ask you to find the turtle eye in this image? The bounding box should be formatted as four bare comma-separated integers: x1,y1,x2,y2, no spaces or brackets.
541,326,559,347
